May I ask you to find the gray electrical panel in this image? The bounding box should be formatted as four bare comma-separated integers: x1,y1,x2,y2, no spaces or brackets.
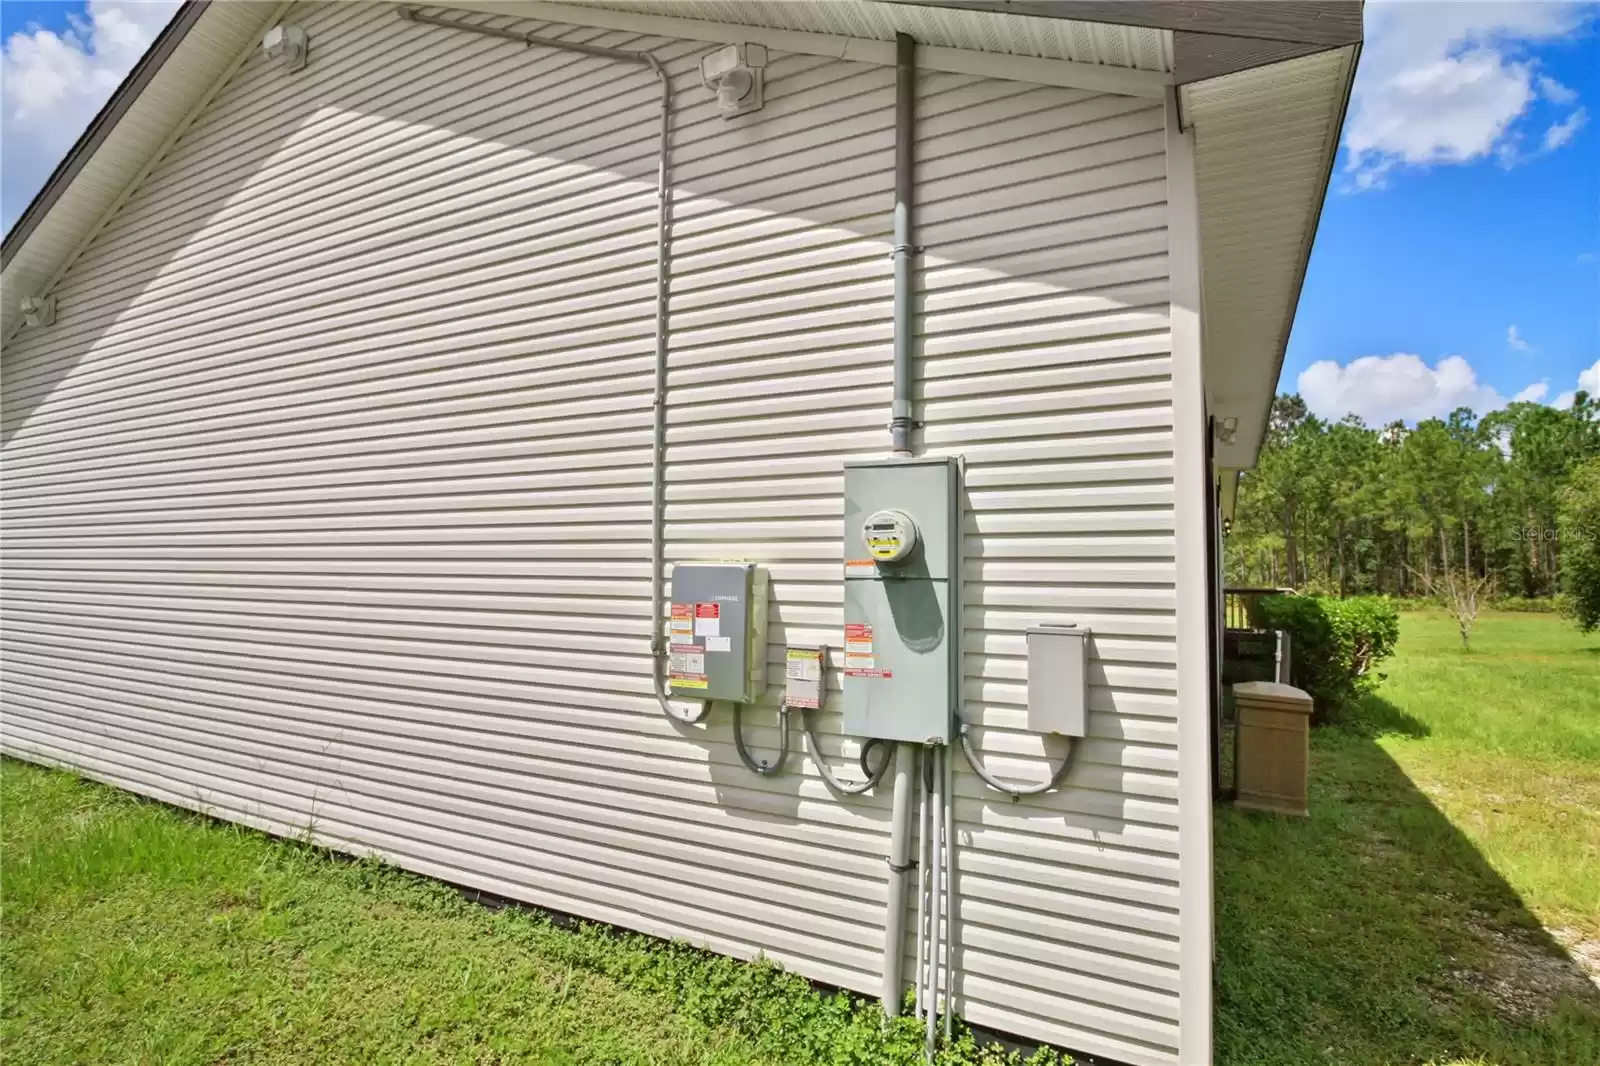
841,456,961,744
668,563,768,702
1026,624,1089,737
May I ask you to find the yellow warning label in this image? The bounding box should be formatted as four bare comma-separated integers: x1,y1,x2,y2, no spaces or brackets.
671,677,709,690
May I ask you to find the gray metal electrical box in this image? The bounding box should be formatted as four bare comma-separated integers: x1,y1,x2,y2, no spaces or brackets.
668,563,768,702
841,456,961,744
1026,624,1089,737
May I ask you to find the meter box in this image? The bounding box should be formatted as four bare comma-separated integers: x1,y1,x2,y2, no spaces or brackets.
1026,624,1089,738
668,563,768,702
841,456,961,744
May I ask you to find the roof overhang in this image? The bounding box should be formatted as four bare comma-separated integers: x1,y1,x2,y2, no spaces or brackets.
2,2,1360,470
1182,44,1358,468
0,1,285,339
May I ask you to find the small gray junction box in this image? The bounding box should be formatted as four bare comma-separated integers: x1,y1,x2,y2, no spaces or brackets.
841,456,961,744
667,563,768,702
1025,624,1089,738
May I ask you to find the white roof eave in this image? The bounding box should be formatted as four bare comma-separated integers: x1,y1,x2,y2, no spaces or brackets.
1182,44,1359,470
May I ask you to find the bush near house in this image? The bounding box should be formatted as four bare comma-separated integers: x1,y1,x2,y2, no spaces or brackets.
1257,595,1400,722
1559,456,1600,632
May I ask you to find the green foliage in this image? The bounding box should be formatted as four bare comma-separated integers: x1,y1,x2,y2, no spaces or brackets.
1257,595,1400,720
1228,393,1600,602
0,760,1068,1066
1559,457,1600,632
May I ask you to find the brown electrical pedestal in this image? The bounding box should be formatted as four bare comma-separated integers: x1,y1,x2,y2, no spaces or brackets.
1233,681,1315,816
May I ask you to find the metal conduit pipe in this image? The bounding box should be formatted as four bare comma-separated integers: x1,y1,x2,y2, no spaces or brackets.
889,31,917,456
934,729,947,1037
912,748,931,1021
394,7,688,725
924,745,945,1056
880,29,922,1023
882,742,917,1015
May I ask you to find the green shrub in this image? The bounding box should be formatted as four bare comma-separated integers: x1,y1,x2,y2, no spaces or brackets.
1559,457,1600,632
1256,595,1400,722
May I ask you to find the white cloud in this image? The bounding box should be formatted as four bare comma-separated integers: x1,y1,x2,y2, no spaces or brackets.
1507,324,1533,352
1,1,181,233
1553,360,1600,409
1539,74,1579,105
1298,353,1539,424
1512,381,1549,403
1543,106,1588,150
1580,252,1599,265
1343,1,1594,190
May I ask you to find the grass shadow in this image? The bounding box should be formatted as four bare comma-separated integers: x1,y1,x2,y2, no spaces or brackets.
1343,693,1431,740
1214,710,1600,1066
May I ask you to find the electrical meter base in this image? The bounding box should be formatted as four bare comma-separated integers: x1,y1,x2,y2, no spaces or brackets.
841,457,961,744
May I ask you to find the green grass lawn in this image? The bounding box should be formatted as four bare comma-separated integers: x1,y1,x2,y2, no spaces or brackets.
1214,609,1600,1066
0,759,1056,1066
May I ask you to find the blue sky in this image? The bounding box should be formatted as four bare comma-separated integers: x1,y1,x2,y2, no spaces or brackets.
2,1,1598,421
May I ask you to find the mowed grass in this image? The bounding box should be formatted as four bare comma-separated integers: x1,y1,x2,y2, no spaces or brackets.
0,762,1060,1066
1215,610,1600,1066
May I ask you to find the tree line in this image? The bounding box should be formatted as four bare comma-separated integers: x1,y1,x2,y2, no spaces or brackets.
1225,391,1600,600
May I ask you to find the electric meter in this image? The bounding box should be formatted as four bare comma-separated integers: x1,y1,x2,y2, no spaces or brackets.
842,457,961,744
863,509,919,564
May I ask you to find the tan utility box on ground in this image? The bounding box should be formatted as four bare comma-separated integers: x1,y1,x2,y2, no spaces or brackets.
1233,681,1315,816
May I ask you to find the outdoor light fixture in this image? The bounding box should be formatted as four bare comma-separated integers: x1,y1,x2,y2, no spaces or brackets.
1216,416,1239,446
19,295,56,327
700,43,767,116
263,25,309,72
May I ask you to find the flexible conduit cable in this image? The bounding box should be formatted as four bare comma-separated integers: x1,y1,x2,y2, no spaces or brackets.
733,703,791,776
801,710,892,793
957,720,1078,801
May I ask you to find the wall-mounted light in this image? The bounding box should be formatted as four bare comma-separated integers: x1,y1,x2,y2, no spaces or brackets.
20,295,56,327
1215,416,1239,446
263,25,309,72
700,43,767,117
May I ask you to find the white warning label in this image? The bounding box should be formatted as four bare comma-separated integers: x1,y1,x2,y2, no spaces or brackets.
784,647,823,709
669,646,705,677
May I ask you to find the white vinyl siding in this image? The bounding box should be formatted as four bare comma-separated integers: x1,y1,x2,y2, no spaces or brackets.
0,4,1183,1063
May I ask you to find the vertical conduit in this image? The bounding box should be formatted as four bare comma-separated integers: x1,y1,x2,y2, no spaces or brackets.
883,742,917,1014
392,7,684,725
889,31,916,456
881,29,921,1022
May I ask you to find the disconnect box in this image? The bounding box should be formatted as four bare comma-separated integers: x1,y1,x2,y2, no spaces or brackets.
1026,624,1089,737
668,563,768,702
841,457,960,744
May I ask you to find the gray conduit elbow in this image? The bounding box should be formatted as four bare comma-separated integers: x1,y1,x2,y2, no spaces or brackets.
957,720,1077,801
801,711,892,794
733,704,790,776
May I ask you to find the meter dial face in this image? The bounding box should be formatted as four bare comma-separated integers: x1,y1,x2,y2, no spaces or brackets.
863,509,919,564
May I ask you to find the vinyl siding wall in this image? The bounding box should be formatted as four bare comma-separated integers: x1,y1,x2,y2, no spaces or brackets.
0,4,1187,1063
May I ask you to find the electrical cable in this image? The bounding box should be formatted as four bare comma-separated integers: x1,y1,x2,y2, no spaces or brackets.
733,703,790,776
801,710,892,794
956,720,1077,801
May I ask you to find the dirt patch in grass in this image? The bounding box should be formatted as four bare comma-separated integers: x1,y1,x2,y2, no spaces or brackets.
1550,928,1600,989
1446,925,1600,1022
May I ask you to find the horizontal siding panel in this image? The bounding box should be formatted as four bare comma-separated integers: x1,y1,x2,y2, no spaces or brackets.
0,7,1184,1063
